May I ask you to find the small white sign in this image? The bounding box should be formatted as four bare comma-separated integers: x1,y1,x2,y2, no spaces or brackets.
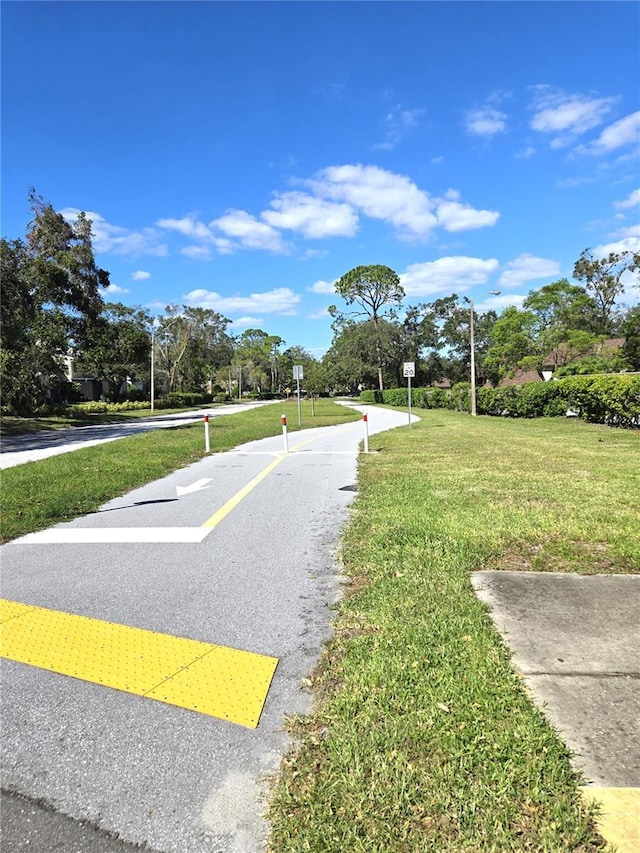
293,365,304,380
403,362,415,378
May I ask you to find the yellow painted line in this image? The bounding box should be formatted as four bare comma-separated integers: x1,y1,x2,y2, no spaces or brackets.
200,432,328,529
0,599,277,728
580,787,640,853
201,455,285,528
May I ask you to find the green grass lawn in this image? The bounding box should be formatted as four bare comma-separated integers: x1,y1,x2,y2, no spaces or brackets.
267,410,638,852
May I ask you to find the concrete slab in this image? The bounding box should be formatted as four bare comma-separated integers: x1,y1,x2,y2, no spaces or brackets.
471,571,640,787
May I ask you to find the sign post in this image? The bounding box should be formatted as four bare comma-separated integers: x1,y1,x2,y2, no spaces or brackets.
293,365,304,427
403,362,415,428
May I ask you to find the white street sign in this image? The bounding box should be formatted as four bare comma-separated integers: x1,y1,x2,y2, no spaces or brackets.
293,365,304,380
403,362,415,378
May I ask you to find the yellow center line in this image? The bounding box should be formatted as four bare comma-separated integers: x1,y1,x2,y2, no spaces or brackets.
201,425,356,529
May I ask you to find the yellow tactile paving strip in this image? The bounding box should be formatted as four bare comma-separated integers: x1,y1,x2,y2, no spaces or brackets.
580,787,640,853
0,599,278,728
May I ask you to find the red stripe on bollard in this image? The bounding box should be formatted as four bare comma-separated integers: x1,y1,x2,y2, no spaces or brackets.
204,415,209,422
363,413,368,422
281,414,287,425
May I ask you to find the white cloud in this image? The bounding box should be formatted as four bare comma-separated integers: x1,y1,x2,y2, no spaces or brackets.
529,86,619,148
593,223,640,257
211,209,289,253
181,245,213,260
262,191,358,238
307,279,336,294
575,110,640,156
299,248,329,260
103,283,129,295
156,215,212,240
435,197,500,232
157,215,236,255
479,293,527,311
498,254,561,288
230,316,264,328
399,257,499,297
618,224,640,239
465,107,508,137
131,270,150,281
614,188,640,210
308,164,496,239
61,208,168,256
308,306,332,320
515,146,536,159
308,164,437,239
156,164,499,258
375,105,425,150
184,286,301,315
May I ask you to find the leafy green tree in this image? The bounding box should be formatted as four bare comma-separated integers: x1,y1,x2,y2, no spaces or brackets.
153,305,233,394
484,306,538,384
235,328,284,393
323,317,399,392
619,306,640,370
0,192,108,414
78,303,151,399
280,346,316,390
429,295,497,385
573,248,639,335
330,264,404,390
180,307,234,391
523,279,597,339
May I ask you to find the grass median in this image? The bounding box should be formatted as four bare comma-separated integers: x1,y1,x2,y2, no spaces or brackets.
267,410,639,852
0,399,360,543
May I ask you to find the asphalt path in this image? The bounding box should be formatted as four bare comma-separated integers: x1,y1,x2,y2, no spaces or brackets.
1,403,414,852
0,402,272,469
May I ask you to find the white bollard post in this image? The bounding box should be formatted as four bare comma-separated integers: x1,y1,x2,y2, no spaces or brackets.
363,413,369,454
281,414,289,454
204,414,210,453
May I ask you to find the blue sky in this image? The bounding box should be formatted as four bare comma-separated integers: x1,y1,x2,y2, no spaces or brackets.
2,1,639,355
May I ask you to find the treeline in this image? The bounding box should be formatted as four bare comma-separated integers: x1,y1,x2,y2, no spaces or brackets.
324,257,639,394
0,194,330,416
1,193,638,417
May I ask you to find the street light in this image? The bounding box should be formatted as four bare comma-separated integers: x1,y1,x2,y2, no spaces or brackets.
150,326,155,412
464,291,500,417
149,318,160,412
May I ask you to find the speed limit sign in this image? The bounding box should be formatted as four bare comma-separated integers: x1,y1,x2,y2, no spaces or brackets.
403,362,415,378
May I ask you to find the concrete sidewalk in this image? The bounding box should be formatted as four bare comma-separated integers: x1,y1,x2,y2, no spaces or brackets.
472,571,640,853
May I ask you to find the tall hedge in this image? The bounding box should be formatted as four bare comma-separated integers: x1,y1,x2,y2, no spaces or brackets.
359,374,639,428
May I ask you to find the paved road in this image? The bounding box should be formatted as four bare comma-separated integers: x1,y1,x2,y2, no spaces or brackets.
0,402,272,469
1,404,412,852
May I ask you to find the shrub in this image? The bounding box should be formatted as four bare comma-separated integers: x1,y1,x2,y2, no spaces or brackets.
155,391,212,409
451,382,471,413
383,388,408,407
477,374,639,428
